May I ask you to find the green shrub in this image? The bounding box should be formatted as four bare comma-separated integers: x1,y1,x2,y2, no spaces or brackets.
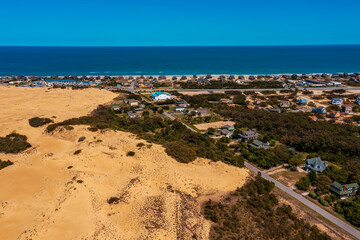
0,159,13,170
318,197,329,206
28,117,53,127
127,151,135,156
309,192,317,199
0,133,32,154
295,176,310,191
74,149,81,155
165,141,197,163
136,143,145,148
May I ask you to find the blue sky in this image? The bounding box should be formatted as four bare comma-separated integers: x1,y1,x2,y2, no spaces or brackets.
1,0,360,46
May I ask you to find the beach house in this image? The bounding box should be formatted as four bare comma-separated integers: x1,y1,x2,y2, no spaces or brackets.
197,109,210,117
342,105,353,114
279,101,291,108
249,140,270,149
219,98,233,104
331,98,343,105
124,99,140,107
239,129,260,142
297,98,307,105
329,182,359,199
305,157,327,172
312,107,327,114
327,111,341,118
221,129,233,138
150,92,171,100
355,98,360,105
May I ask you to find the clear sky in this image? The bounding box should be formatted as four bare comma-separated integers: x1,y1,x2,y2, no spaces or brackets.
1,0,360,46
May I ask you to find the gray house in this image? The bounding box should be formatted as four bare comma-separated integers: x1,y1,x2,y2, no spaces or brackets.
239,129,260,142
305,157,327,172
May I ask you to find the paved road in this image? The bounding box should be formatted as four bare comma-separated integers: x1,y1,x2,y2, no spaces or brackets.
244,162,360,239
133,86,360,92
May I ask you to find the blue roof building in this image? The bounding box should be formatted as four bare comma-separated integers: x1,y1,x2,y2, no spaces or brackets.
331,98,343,105
150,92,171,100
298,98,307,105
312,107,327,114
355,98,360,105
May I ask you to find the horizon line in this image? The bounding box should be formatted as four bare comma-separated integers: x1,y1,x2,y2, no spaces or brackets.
1,43,360,48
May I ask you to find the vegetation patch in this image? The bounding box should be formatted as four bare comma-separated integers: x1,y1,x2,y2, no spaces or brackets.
0,159,14,170
127,151,135,156
73,149,82,155
28,117,53,127
0,133,32,154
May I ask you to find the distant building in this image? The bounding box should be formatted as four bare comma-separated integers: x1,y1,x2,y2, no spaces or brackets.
355,98,360,105
197,109,210,117
239,129,259,142
309,115,318,121
112,106,121,111
298,98,307,105
124,99,139,107
151,92,171,100
305,157,327,172
249,140,270,149
223,124,235,131
127,112,142,118
221,129,233,138
174,106,186,112
329,182,359,199
219,98,233,104
279,101,290,108
268,108,281,113
331,98,343,105
312,107,327,114
342,105,353,114
327,111,341,118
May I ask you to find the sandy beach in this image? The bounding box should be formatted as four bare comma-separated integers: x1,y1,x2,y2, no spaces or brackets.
0,86,249,239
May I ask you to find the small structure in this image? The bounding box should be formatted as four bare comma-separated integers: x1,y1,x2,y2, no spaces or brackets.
312,107,327,114
197,109,210,117
124,99,139,107
355,98,360,105
254,98,262,105
219,98,233,104
331,98,343,105
329,182,359,199
112,106,121,111
174,106,186,112
298,98,307,105
223,124,235,131
176,100,190,107
151,92,171,100
309,115,318,121
239,129,259,142
327,111,341,118
305,157,327,172
221,129,233,138
268,108,281,113
127,112,142,118
342,105,353,114
249,140,270,149
279,101,290,108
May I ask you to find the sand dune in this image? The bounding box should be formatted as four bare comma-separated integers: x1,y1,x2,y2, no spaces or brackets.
0,86,249,239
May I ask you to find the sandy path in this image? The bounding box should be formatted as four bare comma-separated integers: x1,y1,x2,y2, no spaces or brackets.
0,86,249,239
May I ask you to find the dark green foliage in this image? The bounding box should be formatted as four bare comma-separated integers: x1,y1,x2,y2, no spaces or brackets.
45,105,244,167
165,141,197,163
318,197,329,206
335,197,360,227
296,176,311,191
28,117,53,127
136,143,145,148
127,151,135,156
74,149,81,155
107,197,120,204
308,170,317,185
203,176,330,240
0,133,32,154
0,159,13,170
309,192,317,199
241,146,299,169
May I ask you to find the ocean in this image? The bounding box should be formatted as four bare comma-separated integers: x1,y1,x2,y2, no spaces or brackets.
0,45,360,76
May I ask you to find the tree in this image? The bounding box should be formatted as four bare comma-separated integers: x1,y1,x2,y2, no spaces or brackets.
308,170,317,185
296,176,311,191
288,157,302,170
315,174,332,194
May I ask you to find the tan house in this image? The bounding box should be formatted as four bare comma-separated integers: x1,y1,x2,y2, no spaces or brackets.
327,111,341,118
124,99,139,107
342,105,353,114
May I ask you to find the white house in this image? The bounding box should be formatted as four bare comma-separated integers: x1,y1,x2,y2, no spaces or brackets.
150,92,171,100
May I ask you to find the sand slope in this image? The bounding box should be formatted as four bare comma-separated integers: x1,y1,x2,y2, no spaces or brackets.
0,87,249,240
